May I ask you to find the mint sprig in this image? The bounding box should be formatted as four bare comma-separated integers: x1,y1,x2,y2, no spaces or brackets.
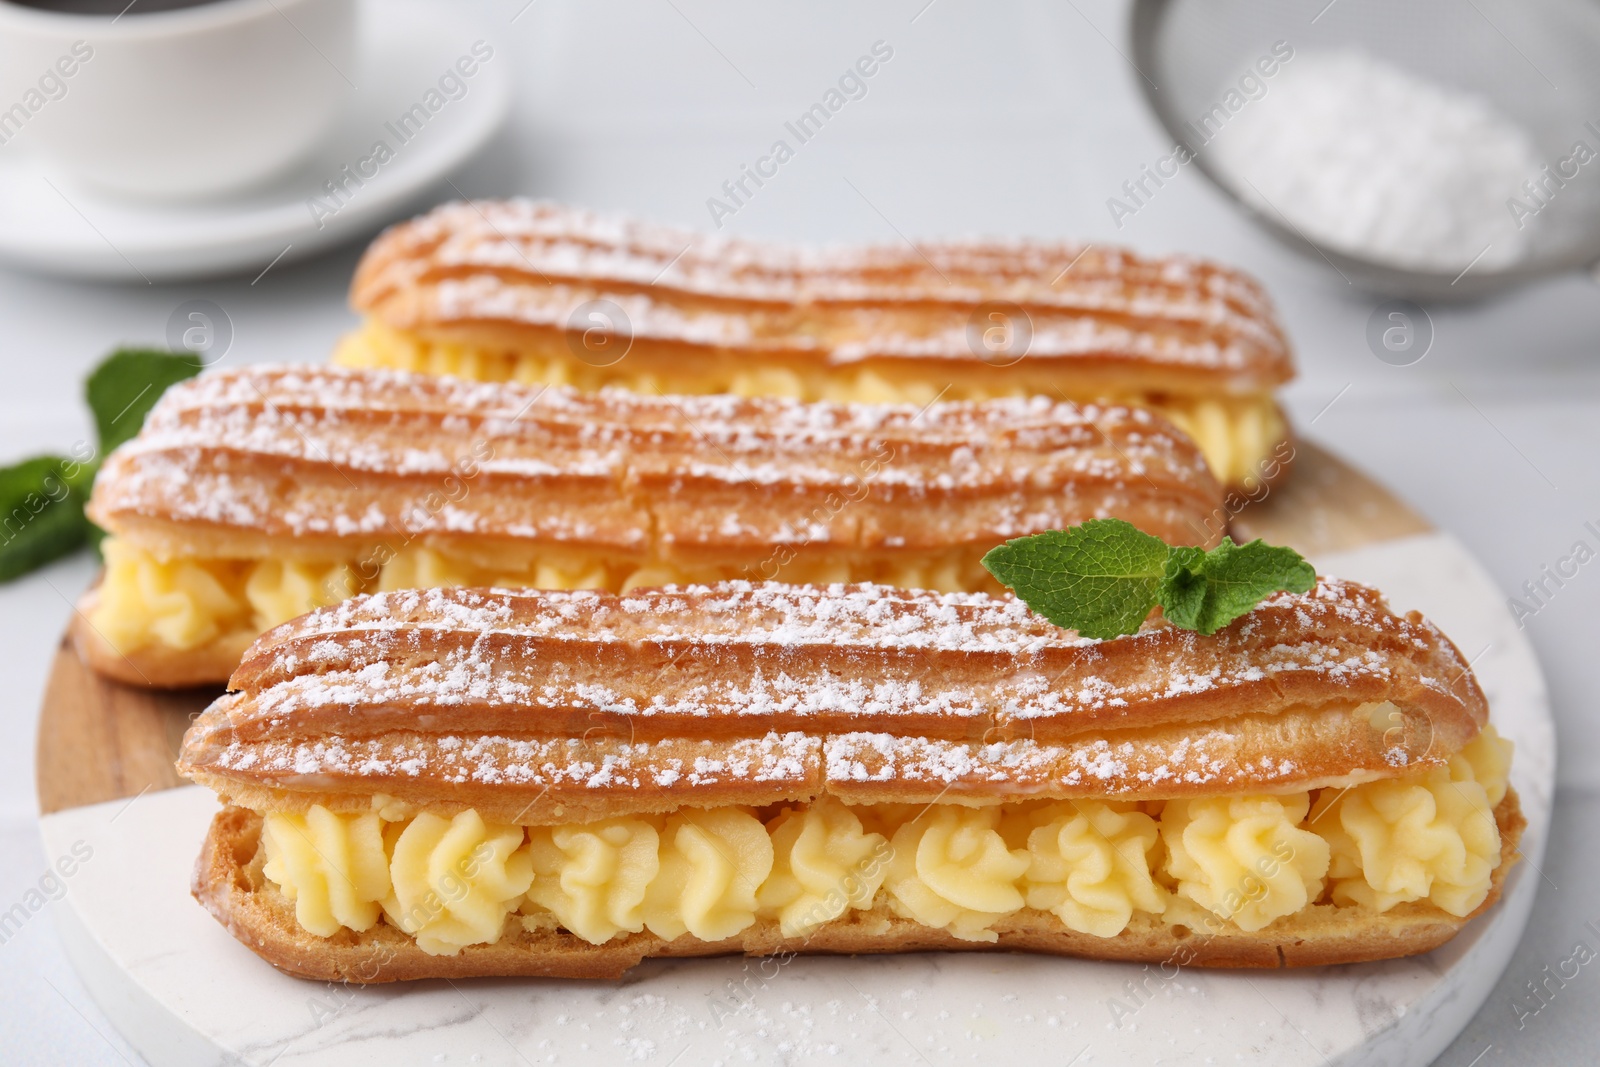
982,519,1315,638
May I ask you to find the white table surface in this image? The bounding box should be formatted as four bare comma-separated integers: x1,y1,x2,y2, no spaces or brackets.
2,1,1596,1063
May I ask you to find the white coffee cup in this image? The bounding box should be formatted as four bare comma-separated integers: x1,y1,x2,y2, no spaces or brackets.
0,0,356,199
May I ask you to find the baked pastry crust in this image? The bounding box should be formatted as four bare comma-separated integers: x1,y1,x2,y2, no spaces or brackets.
191,790,1524,981
89,365,1221,560
180,579,1486,819
79,365,1222,686
349,199,1294,398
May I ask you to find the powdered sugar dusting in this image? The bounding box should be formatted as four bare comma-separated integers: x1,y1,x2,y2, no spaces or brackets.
355,199,1292,380
180,578,1486,804
214,730,819,792
90,365,1216,546
823,729,1314,795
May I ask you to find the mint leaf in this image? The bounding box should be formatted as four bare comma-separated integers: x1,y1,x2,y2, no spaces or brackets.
1156,538,1316,635
1157,544,1209,628
86,348,203,457
982,521,1317,640
981,519,1169,638
0,455,95,582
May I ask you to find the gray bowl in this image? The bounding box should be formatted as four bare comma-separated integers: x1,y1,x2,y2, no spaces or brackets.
1129,0,1600,300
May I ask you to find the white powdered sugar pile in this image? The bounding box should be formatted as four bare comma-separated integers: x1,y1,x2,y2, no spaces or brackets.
1208,49,1541,272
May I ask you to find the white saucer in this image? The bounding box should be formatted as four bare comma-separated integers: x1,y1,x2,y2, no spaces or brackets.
0,3,509,283
41,532,1554,1067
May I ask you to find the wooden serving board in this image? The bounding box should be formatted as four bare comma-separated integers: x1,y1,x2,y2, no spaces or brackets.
35,441,1431,816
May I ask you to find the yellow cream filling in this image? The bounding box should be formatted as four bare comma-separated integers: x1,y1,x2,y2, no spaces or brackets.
641,808,775,942
758,797,890,938
1313,725,1513,917
256,747,1510,954
91,538,994,657
522,818,660,945
261,809,390,937
884,805,1031,942
380,810,534,955
1160,793,1331,933
1010,799,1169,939
95,539,353,654
97,539,255,653
334,318,1284,487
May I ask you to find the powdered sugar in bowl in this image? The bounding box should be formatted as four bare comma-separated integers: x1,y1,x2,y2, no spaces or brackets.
1130,0,1600,299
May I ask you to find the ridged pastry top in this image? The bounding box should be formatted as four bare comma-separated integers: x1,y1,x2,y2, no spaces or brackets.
178,580,1490,819
87,365,1222,557
349,199,1294,391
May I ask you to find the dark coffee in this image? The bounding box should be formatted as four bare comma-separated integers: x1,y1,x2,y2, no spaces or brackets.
4,0,225,14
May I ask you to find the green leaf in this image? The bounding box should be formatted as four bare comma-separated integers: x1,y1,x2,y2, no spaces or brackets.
1156,537,1316,635
0,454,95,582
981,518,1170,638
85,348,203,458
1157,544,1209,628
0,348,199,583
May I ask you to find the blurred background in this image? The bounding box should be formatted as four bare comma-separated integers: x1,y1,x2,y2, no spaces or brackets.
2,0,1598,1062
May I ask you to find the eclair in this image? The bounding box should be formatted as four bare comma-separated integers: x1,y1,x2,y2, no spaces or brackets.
180,579,1520,981
78,364,1222,687
335,200,1295,490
